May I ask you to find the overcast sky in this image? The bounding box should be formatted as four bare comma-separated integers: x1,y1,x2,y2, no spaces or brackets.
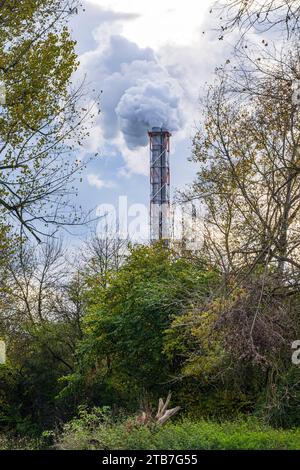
68,0,235,241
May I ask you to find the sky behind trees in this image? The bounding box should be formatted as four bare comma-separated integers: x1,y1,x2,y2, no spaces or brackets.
68,0,233,241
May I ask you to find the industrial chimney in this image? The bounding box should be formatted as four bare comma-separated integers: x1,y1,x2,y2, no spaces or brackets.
148,127,171,244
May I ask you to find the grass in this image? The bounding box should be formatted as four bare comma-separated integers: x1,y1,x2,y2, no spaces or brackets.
0,434,41,450
54,409,300,450
2,409,300,450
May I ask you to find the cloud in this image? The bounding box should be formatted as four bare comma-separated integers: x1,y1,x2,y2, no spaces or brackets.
79,34,185,151
70,3,139,54
87,173,116,189
118,141,149,176
74,2,238,176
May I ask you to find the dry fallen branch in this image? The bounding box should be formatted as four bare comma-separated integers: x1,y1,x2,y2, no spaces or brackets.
137,392,180,427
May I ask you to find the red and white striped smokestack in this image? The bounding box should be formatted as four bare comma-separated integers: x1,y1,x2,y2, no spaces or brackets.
148,127,171,244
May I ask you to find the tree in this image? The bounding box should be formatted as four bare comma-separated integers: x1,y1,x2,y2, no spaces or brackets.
80,229,128,288
0,236,89,432
220,0,300,38
187,44,300,284
174,39,300,421
0,0,95,240
2,236,86,357
0,230,129,431
62,244,216,409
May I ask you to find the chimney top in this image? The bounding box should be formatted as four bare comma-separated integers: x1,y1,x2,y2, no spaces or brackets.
148,127,172,137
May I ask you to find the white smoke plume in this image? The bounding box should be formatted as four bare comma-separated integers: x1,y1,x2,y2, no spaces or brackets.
79,34,185,150
116,76,184,149
73,4,236,175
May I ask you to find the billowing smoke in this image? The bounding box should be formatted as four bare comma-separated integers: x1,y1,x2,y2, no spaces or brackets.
79,34,185,149
116,77,183,149
72,4,236,175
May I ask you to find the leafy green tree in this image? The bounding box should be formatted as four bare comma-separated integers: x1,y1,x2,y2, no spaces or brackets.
0,321,79,435
0,238,89,432
0,0,93,240
62,244,217,409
